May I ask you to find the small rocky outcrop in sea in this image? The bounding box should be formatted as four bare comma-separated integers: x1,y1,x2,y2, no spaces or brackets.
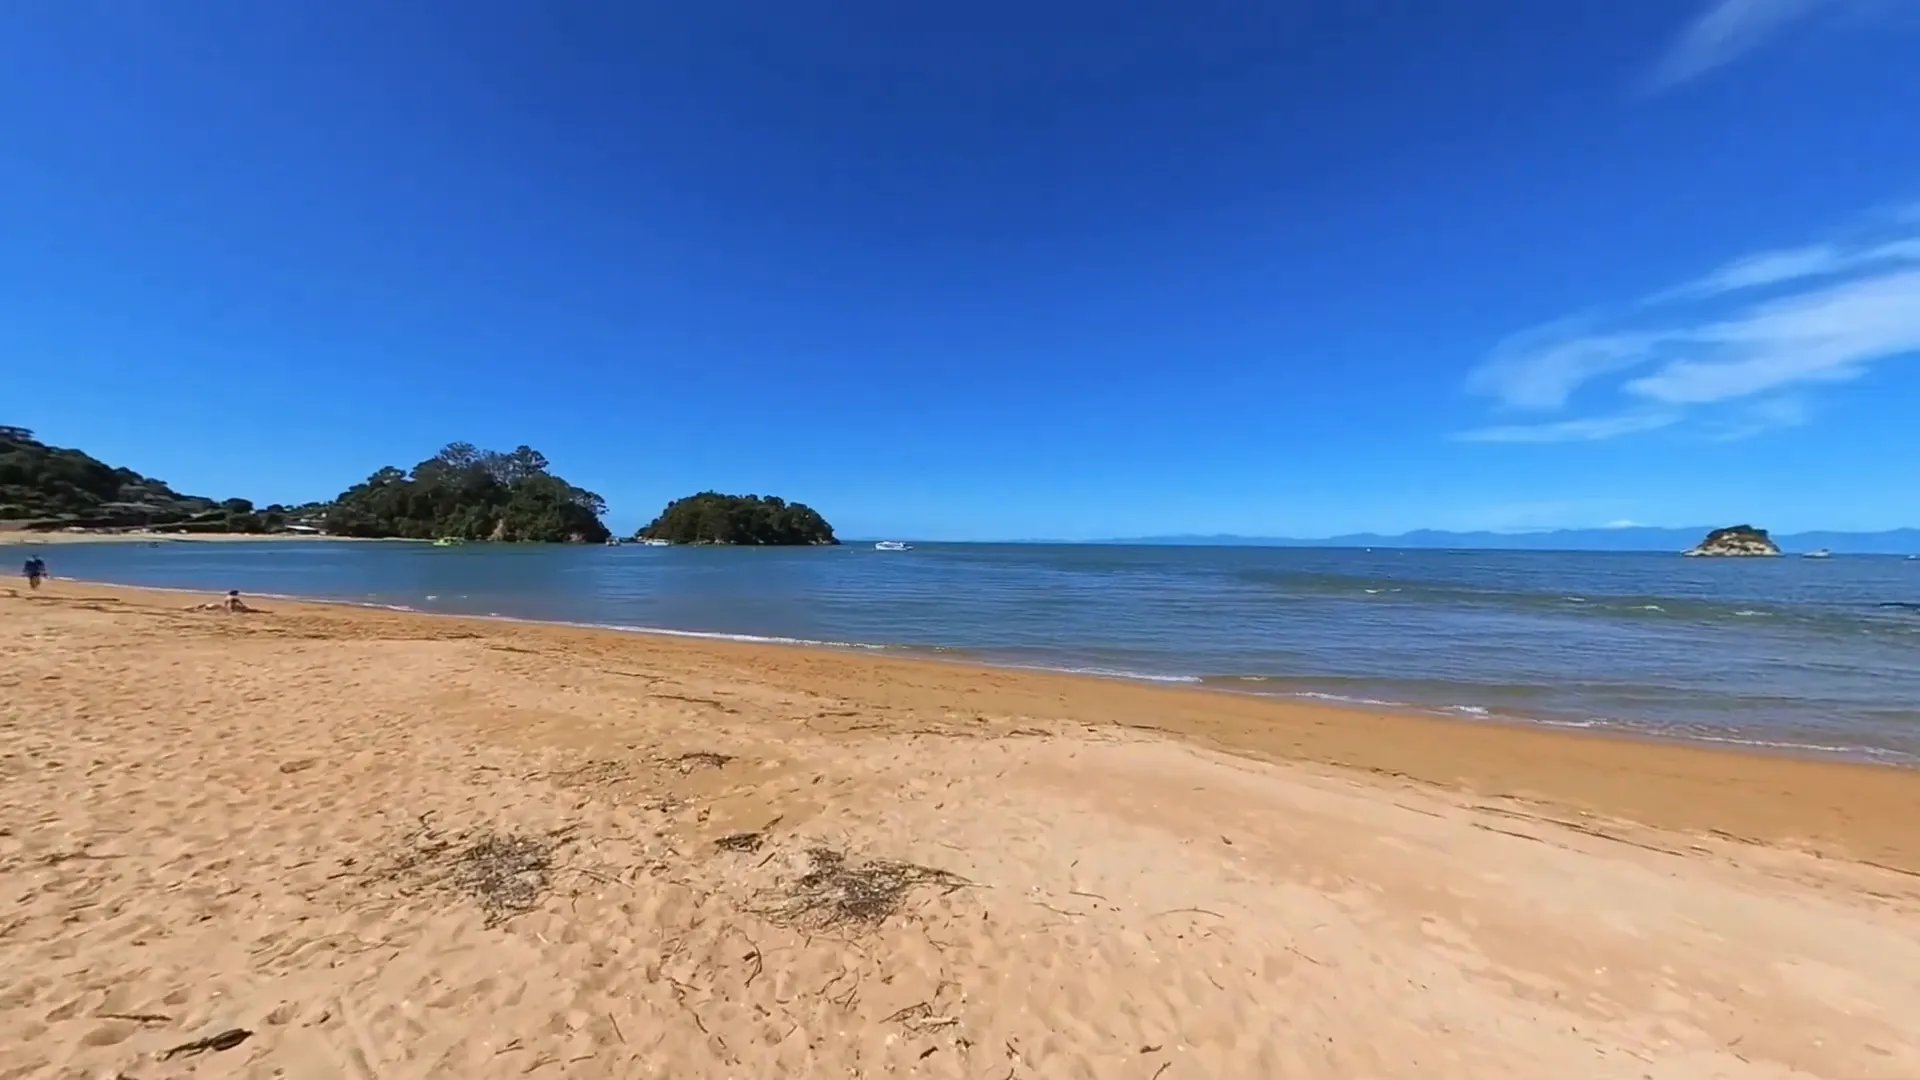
1683,524,1781,557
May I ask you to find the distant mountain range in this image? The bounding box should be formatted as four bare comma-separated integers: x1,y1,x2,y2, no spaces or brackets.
1098,527,1920,555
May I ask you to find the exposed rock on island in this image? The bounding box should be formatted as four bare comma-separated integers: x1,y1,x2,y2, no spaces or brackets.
1683,525,1781,557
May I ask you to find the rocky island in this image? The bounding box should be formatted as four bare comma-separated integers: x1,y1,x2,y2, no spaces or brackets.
636,492,837,545
1683,524,1782,557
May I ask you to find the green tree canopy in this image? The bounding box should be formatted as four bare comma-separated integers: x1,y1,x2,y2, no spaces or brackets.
322,443,611,543
637,492,837,546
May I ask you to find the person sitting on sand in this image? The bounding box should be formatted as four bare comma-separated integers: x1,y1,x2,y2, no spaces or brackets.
21,555,47,590
186,589,260,614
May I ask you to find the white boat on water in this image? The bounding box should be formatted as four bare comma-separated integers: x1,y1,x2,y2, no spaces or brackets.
874,540,911,551
1803,549,1832,559
639,537,670,547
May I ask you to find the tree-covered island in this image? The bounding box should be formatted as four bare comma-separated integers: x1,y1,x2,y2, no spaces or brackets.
323,442,611,543
636,492,838,545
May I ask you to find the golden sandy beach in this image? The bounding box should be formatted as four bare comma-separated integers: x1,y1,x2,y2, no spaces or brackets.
4,582,1919,1078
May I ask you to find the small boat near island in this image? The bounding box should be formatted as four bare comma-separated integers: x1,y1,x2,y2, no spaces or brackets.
432,537,465,547
874,540,912,552
1802,549,1832,559
638,537,670,547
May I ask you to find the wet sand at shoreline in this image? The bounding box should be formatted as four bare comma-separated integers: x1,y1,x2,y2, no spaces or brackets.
4,582,1918,1078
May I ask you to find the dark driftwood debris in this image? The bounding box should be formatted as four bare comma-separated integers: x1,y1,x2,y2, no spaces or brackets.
159,1027,252,1059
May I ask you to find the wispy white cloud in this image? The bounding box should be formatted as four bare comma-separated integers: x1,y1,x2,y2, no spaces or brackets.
1453,411,1682,444
1458,209,1920,443
1645,0,1850,91
1661,235,1920,299
1626,269,1920,404
1464,321,1655,411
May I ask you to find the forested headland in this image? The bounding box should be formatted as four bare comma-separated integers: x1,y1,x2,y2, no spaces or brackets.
2,428,613,544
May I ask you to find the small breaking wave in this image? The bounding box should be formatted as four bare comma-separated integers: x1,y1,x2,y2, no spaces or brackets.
573,621,895,652
1652,730,1913,763
1003,664,1203,684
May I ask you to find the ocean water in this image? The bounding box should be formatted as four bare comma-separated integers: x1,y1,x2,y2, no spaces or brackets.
30,540,1920,764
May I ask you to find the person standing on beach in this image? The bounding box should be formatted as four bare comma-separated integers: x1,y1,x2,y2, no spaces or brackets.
22,554,47,590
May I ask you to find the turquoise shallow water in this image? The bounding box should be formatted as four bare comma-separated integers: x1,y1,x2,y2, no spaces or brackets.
31,540,1920,764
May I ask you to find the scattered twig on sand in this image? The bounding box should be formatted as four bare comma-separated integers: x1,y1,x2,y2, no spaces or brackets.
1151,1063,1171,1080
568,866,619,887
1861,859,1920,880
760,846,971,931
740,935,765,988
883,1002,933,1025
42,849,124,865
829,972,862,1011
655,693,739,714
1471,822,1553,846
159,1028,251,1060
716,813,785,855
553,760,634,788
1286,944,1325,967
1147,907,1224,920
600,668,664,682
98,1012,171,1024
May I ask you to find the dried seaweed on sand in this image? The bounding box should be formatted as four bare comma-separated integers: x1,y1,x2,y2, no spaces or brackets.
387,823,575,927
763,846,971,930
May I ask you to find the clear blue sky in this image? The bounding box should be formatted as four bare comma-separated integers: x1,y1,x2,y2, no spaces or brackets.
4,1,1918,540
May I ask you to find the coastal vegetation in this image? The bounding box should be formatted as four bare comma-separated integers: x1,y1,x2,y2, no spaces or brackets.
637,492,837,546
0,425,282,533
1684,524,1781,557
2,427,611,543
323,443,612,544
